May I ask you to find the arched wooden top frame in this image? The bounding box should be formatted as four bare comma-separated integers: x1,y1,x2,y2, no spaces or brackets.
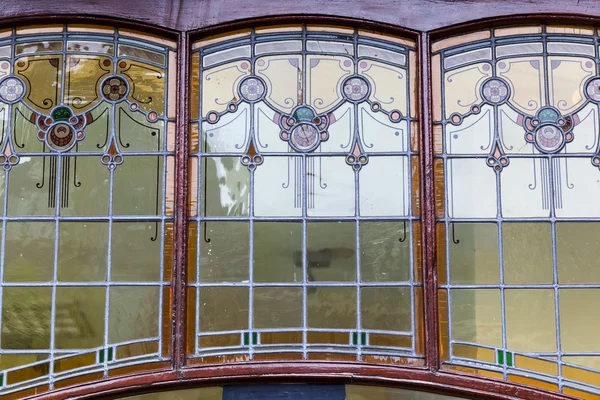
0,2,598,400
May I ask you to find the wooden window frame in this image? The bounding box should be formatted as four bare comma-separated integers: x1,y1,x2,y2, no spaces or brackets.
0,3,599,400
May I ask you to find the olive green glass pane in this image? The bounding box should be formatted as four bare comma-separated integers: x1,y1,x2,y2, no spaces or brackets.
118,387,223,400
58,222,108,282
503,223,553,284
199,222,249,283
55,287,105,349
61,156,109,216
361,287,411,332
505,289,556,353
201,156,250,216
113,156,163,215
450,289,501,347
307,222,355,282
254,287,302,329
2,287,52,349
8,156,53,216
112,222,162,282
254,222,301,283
449,223,499,284
117,104,165,152
4,222,54,282
557,223,600,283
109,286,160,343
199,287,248,332
307,287,356,329
360,222,410,282
560,289,600,353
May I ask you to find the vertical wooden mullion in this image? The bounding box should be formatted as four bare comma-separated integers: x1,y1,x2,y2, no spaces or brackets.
173,31,191,372
419,31,440,371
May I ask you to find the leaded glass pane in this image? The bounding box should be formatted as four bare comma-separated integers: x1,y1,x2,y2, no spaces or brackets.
188,26,422,365
0,25,176,397
434,24,600,397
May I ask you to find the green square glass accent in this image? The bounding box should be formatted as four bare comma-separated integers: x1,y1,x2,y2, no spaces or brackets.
252,332,258,345
108,346,114,362
361,332,367,345
497,349,504,365
352,332,358,345
99,347,114,363
506,351,513,367
243,332,250,346
0,372,4,386
352,332,367,346
99,349,105,363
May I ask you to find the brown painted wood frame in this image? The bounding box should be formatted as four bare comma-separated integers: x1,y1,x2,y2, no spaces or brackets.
0,4,599,400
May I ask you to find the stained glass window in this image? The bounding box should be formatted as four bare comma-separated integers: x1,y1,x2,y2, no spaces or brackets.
188,25,422,364
0,25,176,397
433,24,600,398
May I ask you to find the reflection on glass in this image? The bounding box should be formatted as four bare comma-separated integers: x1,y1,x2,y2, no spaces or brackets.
199,287,249,332
109,286,160,343
55,287,105,349
307,222,355,282
201,157,249,216
113,156,164,216
254,287,302,329
4,222,54,282
112,222,162,282
360,222,410,282
58,222,108,282
200,222,249,283
2,287,52,349
449,223,499,285
502,223,552,284
361,287,411,332
253,222,301,283
307,287,356,329
450,289,501,348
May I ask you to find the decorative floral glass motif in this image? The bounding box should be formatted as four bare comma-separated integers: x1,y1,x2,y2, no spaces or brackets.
188,26,422,365
433,25,600,398
0,25,176,397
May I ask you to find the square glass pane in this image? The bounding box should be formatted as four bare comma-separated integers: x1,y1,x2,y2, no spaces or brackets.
2,287,52,349
201,156,249,216
8,156,54,216
254,156,302,217
560,289,600,353
4,222,54,282
200,222,249,283
450,223,499,284
55,287,105,349
503,223,553,284
113,156,164,216
361,287,411,332
307,221,355,282
254,222,302,283
450,289,501,347
254,287,302,329
109,286,160,343
112,222,162,282
307,287,356,329
505,289,556,353
199,287,248,332
360,221,411,282
58,222,108,282
306,157,355,217
359,156,410,217
61,156,109,216
557,223,600,283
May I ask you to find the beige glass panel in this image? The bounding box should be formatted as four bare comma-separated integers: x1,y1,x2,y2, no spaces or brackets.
555,157,600,218
58,222,108,282
254,287,302,329
497,57,545,114
560,289,600,353
201,60,250,116
358,60,407,115
443,62,492,118
112,222,162,282
547,56,594,114
307,222,355,282
307,287,356,329
113,156,163,216
254,156,301,217
502,223,553,284
7,157,54,216
255,55,301,114
55,287,105,349
201,106,249,154
346,384,467,399
199,221,249,283
116,60,165,114
109,286,160,343
201,156,249,217
199,287,249,332
306,55,353,113
362,287,411,332
450,289,502,348
306,157,355,217
500,158,550,218
253,222,302,283
360,221,410,282
14,55,62,114
446,159,497,218
2,287,52,349
557,223,600,283
359,156,410,217
449,223,499,285
505,289,556,353
4,222,54,282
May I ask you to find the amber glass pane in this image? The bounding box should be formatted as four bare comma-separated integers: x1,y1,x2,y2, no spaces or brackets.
198,222,249,283
254,287,303,329
0,26,175,395
361,287,411,332
450,289,501,348
199,287,249,332
307,287,356,329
